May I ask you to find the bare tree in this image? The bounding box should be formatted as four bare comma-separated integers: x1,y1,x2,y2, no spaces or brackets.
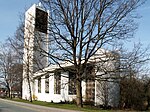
8,24,24,57
118,43,150,110
10,63,23,98
120,76,145,110
142,75,150,110
0,43,23,98
119,43,150,78
8,22,34,101
38,0,145,107
7,11,49,102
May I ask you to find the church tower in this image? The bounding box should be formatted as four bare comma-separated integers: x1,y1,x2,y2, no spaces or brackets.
22,3,49,100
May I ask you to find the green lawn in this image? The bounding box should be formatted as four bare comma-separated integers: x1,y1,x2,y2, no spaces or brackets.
6,98,137,112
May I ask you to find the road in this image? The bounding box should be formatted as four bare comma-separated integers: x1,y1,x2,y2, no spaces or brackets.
0,98,81,112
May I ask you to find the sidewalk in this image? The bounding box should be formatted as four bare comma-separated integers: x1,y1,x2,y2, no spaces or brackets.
0,98,82,112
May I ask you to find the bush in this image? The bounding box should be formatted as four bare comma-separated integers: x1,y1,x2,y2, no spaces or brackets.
120,77,147,110
84,100,94,106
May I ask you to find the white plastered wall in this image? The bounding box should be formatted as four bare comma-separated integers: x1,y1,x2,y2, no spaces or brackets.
22,4,36,100
34,72,79,103
95,72,120,107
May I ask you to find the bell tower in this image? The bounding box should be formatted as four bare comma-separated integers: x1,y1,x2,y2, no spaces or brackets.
22,3,49,99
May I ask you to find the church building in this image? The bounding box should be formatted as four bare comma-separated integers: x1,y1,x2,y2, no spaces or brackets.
22,3,120,107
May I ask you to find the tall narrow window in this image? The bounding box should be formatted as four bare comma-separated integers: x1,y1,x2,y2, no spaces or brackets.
54,71,61,94
38,77,41,93
68,72,76,95
86,80,95,102
45,75,49,93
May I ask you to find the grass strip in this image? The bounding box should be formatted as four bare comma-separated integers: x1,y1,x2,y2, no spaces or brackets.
6,98,111,112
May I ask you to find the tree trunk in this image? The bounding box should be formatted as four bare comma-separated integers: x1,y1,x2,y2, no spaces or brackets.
146,96,150,110
27,75,32,102
76,79,83,107
27,57,32,102
7,87,11,98
6,82,10,98
10,86,12,99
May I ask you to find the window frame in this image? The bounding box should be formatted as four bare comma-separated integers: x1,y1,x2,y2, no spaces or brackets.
38,77,41,93
54,71,61,94
45,74,49,93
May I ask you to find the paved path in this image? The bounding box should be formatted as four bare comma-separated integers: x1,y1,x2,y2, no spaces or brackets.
0,98,81,112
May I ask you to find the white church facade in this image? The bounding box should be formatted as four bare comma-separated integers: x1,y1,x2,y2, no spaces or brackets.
22,3,120,107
